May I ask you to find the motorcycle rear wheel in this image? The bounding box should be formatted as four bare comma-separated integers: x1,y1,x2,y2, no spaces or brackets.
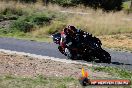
94,49,111,64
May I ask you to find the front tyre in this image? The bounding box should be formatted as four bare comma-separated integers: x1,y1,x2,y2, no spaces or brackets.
58,46,66,56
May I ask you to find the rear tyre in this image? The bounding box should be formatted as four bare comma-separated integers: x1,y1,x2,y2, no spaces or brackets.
95,49,111,64
100,50,111,64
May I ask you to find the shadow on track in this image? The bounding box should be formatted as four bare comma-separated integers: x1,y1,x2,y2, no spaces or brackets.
111,62,132,66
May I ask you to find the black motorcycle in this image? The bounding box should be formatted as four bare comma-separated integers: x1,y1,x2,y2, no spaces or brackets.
52,32,111,63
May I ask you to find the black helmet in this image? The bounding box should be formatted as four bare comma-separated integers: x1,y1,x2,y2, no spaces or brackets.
67,25,76,32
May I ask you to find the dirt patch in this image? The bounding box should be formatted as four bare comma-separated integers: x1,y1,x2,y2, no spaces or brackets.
99,33,132,52
0,20,12,29
0,52,111,79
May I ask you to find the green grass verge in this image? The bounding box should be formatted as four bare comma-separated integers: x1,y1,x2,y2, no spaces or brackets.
92,66,132,88
0,75,79,88
93,66,132,80
0,30,52,42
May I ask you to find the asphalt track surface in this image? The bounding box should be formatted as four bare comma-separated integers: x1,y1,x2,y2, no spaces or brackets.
0,37,132,70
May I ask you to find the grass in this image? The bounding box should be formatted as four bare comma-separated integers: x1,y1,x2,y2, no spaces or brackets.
93,66,132,79
10,13,52,32
0,30,52,42
92,66,132,87
68,12,132,35
0,75,79,88
123,0,131,10
91,66,132,88
123,1,130,9
0,1,132,35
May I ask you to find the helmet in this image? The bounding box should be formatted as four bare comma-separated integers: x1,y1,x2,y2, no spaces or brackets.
67,25,76,32
63,28,69,35
66,25,77,35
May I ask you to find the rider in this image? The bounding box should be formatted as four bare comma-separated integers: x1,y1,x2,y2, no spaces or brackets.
60,26,76,49
66,25,85,48
60,25,81,59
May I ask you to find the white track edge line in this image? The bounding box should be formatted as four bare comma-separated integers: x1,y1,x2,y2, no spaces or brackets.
0,49,96,67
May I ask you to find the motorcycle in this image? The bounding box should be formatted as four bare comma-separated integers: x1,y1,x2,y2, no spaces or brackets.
52,32,111,63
